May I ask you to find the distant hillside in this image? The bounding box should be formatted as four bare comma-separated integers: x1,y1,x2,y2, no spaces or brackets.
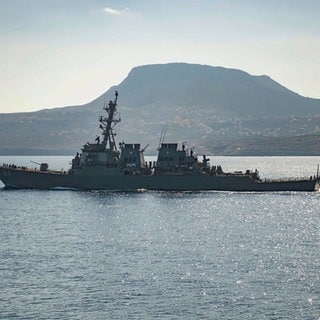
1,63,320,155
111,63,320,117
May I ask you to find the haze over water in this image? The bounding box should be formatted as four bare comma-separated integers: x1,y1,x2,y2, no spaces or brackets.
1,156,320,319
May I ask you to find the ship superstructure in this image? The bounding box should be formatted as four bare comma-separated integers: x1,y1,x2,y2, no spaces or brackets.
70,91,147,177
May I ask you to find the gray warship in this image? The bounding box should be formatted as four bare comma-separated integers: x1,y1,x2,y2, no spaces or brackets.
0,92,319,191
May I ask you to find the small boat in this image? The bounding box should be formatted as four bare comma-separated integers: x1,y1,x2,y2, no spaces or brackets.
1,92,319,191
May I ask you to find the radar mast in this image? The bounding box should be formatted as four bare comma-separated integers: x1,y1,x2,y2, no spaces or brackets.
99,91,121,151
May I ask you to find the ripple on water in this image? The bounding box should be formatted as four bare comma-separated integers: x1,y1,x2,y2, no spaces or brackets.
1,165,320,318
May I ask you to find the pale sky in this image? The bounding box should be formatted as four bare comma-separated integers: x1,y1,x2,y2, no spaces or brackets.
0,0,319,113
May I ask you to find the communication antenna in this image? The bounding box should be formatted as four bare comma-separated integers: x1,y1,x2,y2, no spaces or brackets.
158,124,167,150
99,91,121,151
140,144,150,153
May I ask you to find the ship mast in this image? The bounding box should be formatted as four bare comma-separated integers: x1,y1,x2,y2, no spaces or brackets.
99,91,121,151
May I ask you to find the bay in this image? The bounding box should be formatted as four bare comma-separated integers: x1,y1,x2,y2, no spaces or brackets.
0,156,320,319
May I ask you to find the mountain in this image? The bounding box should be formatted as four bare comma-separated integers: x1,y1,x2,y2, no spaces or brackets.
113,63,320,117
1,63,320,155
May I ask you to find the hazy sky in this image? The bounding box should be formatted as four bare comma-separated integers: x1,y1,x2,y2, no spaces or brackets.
1,0,319,113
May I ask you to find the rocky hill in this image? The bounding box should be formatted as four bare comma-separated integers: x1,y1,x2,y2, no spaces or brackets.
1,63,320,155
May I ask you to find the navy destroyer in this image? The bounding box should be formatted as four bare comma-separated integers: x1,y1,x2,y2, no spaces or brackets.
0,92,319,191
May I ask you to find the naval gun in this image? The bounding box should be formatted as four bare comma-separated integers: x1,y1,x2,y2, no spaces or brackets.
30,161,49,171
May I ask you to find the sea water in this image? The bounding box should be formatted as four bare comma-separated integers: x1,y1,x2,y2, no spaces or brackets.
0,156,320,319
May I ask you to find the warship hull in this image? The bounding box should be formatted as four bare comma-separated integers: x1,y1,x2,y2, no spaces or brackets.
0,167,318,192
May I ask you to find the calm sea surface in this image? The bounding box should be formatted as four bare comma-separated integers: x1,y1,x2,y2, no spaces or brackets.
1,156,320,319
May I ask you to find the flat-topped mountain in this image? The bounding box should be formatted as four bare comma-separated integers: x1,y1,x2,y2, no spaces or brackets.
1,63,320,155
110,63,320,117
